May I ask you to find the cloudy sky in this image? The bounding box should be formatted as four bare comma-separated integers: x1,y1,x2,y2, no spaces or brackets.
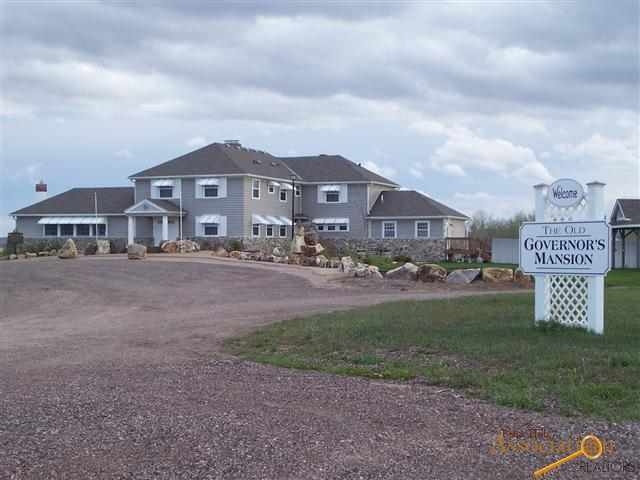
1,1,638,235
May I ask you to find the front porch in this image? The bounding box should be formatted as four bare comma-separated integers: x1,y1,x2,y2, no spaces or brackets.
124,199,187,246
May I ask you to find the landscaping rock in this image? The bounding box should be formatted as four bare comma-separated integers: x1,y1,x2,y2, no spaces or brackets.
37,251,50,257
339,256,356,273
482,267,514,283
212,246,229,257
304,231,319,245
96,239,111,255
354,264,383,279
288,254,303,265
446,268,481,284
58,239,78,259
385,262,418,281
272,246,286,257
49,249,58,256
25,252,38,258
301,243,325,257
416,263,447,282
328,257,341,268
229,250,242,259
161,239,200,253
290,224,306,254
514,268,534,288
160,241,178,253
9,254,18,260
316,254,328,268
127,243,146,260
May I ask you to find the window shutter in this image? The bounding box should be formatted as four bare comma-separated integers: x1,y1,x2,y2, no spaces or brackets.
317,186,325,204
220,216,227,236
339,184,348,203
194,216,202,236
219,178,227,198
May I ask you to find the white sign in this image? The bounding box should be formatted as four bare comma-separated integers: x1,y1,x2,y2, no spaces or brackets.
519,221,611,275
548,178,584,208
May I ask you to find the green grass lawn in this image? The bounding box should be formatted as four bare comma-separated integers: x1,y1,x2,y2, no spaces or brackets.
227,281,640,421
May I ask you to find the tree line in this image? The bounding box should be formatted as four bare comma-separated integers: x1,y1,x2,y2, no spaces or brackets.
468,210,534,240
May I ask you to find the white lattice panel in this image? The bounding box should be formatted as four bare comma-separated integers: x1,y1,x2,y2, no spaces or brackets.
545,275,589,327
544,196,588,222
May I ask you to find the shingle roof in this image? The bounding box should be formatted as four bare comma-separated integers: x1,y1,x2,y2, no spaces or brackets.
611,199,640,226
368,190,468,218
11,187,133,215
130,143,296,179
280,155,398,185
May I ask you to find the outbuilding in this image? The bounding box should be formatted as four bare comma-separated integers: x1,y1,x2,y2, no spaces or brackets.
610,198,640,269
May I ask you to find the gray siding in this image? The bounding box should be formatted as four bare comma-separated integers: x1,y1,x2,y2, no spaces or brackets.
180,177,246,237
134,179,150,203
370,218,444,239
301,184,369,238
242,177,293,237
367,184,389,213
15,216,128,238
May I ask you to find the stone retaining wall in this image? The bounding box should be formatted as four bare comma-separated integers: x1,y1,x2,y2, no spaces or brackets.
325,238,446,262
22,237,128,254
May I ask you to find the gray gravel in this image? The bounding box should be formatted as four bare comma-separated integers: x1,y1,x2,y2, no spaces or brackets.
1,257,638,479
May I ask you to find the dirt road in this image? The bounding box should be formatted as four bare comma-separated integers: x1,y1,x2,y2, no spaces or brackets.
1,257,637,479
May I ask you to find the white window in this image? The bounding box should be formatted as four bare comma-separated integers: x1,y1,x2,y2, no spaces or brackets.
44,224,58,236
266,225,274,237
158,186,173,198
94,224,106,236
383,221,397,239
60,224,74,236
339,224,348,231
76,224,90,236
279,225,287,237
203,185,219,198
203,223,219,236
268,184,275,194
252,224,260,237
415,221,430,238
327,225,336,231
279,189,288,202
252,179,261,199
325,191,339,203
317,225,324,231
295,185,302,197
195,215,226,237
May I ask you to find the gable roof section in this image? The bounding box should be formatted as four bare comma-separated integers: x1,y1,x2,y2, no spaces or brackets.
368,190,468,219
124,198,184,215
611,198,640,226
130,143,296,179
280,155,398,185
11,187,133,215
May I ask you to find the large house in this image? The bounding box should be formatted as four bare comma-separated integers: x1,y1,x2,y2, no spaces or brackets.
610,198,640,269
11,141,468,247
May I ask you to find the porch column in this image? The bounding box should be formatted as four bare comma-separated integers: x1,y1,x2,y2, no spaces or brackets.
127,216,135,245
162,215,169,242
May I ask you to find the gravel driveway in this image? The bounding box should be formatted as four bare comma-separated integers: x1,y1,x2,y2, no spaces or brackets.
1,257,638,479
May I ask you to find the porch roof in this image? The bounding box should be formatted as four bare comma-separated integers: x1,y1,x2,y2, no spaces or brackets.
124,199,187,215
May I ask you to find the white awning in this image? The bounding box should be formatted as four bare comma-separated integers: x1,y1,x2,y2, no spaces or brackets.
251,214,270,225
280,183,293,191
198,214,221,224
278,216,292,226
38,217,106,224
197,178,219,186
319,185,340,192
265,215,284,225
151,179,175,187
312,218,349,224
268,181,281,187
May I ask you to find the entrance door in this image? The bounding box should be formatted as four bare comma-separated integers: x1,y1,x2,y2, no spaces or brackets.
153,217,179,246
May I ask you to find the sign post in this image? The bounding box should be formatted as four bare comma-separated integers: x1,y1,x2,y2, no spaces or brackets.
521,180,609,334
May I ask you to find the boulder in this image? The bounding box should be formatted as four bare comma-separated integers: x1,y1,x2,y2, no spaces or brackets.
446,268,481,284
339,256,356,273
160,241,178,253
127,243,147,260
316,254,328,268
229,250,242,259
288,254,303,265
9,254,18,260
37,251,50,257
301,243,325,257
96,239,111,255
212,246,229,257
302,256,318,267
328,257,341,269
49,249,58,256
385,262,419,281
304,231,319,245
272,246,286,257
482,267,514,283
178,239,200,253
514,268,534,288
290,224,306,254
25,252,38,258
416,264,447,282
354,263,383,279
58,239,78,259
